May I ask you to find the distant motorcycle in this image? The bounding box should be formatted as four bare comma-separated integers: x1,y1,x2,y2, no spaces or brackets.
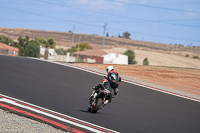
88,82,112,113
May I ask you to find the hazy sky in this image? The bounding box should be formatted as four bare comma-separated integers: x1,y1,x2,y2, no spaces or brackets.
1,0,200,46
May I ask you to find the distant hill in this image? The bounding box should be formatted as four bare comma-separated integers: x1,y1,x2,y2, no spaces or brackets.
1,27,200,69
0,27,198,52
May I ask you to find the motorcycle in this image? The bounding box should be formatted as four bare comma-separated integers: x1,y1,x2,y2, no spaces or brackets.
87,82,112,113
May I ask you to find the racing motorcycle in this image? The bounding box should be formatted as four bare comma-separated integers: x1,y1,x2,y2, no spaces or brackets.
87,82,112,113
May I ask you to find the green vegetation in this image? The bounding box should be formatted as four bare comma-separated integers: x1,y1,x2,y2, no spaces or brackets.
55,48,67,55
35,37,56,48
106,33,109,37
124,49,137,64
193,56,199,59
185,54,189,57
143,58,149,65
55,42,92,55
0,35,18,47
118,33,122,38
25,41,40,57
0,35,56,58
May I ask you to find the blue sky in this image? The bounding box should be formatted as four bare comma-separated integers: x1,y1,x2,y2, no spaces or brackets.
0,0,200,46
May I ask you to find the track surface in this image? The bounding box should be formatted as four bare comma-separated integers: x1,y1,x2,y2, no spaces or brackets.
0,55,200,133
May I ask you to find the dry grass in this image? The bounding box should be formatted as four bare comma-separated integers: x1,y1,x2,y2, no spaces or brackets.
74,63,200,97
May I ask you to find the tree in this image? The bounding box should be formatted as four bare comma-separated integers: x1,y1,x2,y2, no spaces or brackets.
72,43,92,52
35,37,56,48
18,36,25,47
47,37,56,48
143,58,149,65
123,32,131,39
118,33,122,38
35,37,48,48
0,35,15,46
44,49,48,59
25,41,40,58
55,48,66,55
17,36,31,56
124,49,136,64
25,36,30,43
106,32,109,37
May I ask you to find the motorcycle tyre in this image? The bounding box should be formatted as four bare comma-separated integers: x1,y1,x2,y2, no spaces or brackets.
109,88,114,102
111,88,115,98
91,98,102,113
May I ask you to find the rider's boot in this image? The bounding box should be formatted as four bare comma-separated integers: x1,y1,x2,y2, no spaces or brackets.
102,100,109,108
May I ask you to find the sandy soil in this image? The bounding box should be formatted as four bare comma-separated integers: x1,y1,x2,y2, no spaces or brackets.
104,47,200,69
74,63,200,99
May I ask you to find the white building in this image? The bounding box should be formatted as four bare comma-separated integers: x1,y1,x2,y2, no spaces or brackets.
54,52,76,62
102,53,128,65
40,45,45,56
48,48,55,61
40,45,55,60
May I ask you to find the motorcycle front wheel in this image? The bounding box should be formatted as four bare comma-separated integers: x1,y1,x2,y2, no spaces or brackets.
91,98,102,113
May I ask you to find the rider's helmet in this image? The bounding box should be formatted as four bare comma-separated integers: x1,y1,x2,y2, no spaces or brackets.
106,66,114,73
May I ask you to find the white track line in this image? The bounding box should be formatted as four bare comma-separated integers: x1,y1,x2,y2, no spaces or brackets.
0,94,119,133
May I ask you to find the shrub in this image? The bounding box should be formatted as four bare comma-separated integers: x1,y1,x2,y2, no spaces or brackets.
55,48,66,55
143,58,149,65
132,60,137,64
193,56,199,59
124,49,136,64
185,54,189,57
25,41,40,58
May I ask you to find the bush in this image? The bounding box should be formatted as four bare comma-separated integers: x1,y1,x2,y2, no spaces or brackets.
55,48,67,55
143,58,149,65
124,49,136,64
35,37,56,48
132,60,137,64
193,56,199,59
185,54,189,57
25,41,40,58
66,43,93,54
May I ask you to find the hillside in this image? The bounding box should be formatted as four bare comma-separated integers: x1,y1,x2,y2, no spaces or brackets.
1,27,199,52
0,27,200,69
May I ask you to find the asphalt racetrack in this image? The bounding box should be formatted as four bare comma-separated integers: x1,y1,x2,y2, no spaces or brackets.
0,55,200,133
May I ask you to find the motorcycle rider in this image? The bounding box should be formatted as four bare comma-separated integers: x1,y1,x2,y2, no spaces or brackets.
89,79,111,108
106,66,121,96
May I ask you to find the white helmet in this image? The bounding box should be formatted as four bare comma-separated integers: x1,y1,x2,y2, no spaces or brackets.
106,66,114,73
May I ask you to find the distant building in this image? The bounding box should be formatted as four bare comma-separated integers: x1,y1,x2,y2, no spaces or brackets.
73,49,128,64
54,52,76,62
48,48,55,61
73,49,107,63
40,45,55,60
0,42,19,56
102,53,128,65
